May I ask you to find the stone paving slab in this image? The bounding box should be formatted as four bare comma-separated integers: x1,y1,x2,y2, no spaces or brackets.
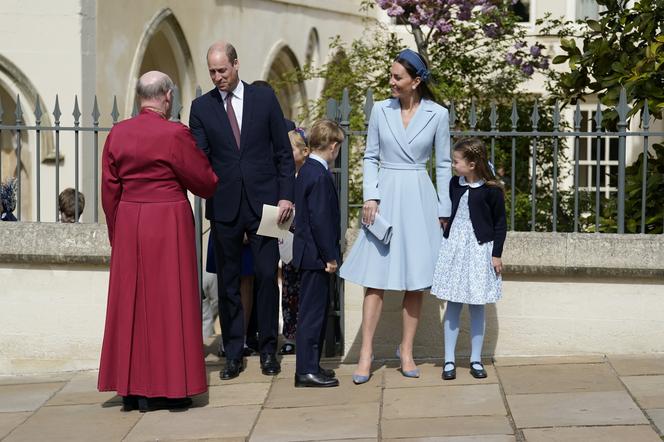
0,382,64,412
45,371,118,406
250,402,380,441
3,403,141,442
647,408,664,434
2,356,663,441
124,405,260,441
497,363,624,395
521,425,662,441
507,390,648,428
493,355,606,366
380,415,512,439
0,373,74,386
382,436,515,442
620,375,664,409
194,383,271,408
0,412,31,439
608,354,664,376
382,384,506,420
265,375,381,409
383,362,498,389
277,359,385,380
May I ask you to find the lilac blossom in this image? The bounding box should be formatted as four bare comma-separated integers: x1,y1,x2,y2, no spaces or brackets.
521,64,535,75
375,0,551,77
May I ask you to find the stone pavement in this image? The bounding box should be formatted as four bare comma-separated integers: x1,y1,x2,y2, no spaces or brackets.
1,352,663,441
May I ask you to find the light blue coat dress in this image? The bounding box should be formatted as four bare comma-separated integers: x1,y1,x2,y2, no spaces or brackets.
339,98,451,290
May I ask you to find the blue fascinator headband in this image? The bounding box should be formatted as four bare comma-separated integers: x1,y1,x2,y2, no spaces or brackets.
294,127,308,146
397,49,430,82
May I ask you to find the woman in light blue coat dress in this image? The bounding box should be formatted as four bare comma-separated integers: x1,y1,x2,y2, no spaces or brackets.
339,49,451,383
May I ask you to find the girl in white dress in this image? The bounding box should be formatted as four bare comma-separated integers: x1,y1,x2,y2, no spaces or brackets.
431,138,506,381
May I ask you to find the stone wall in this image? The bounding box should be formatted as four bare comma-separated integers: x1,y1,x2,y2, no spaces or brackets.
341,230,664,362
1,222,663,374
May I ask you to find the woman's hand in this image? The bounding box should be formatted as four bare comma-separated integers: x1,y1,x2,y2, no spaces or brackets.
362,200,379,225
492,257,503,276
439,217,449,230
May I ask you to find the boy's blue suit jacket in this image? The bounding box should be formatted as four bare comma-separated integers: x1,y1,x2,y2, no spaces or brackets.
293,157,341,270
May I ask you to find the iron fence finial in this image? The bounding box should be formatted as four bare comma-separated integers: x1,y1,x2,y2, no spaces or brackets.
642,99,650,130
34,96,42,124
511,98,518,129
14,95,23,124
111,96,120,123
531,99,539,130
490,101,497,131
92,96,100,125
73,95,81,125
469,97,477,130
53,95,61,124
364,89,374,124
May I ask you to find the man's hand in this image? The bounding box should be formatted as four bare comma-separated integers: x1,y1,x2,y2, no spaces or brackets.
277,199,294,224
439,217,449,230
362,200,379,225
492,257,503,276
325,260,338,274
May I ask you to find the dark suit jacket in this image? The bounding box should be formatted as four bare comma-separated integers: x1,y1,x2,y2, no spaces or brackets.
444,176,507,257
189,81,295,222
293,158,341,270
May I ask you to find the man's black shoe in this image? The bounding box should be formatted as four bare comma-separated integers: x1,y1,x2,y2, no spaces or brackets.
294,372,339,388
220,359,244,380
319,366,336,378
136,397,193,412
260,353,281,376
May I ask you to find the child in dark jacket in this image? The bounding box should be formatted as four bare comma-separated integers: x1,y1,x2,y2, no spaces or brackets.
431,138,507,382
292,119,343,388
280,128,310,355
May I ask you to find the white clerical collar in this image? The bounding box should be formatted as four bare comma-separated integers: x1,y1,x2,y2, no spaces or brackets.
219,80,244,101
459,175,485,188
309,153,328,170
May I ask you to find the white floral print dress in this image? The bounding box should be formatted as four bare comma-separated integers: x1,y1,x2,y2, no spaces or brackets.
431,177,502,304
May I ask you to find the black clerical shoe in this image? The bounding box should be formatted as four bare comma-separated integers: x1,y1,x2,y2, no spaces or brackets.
319,366,336,378
294,372,339,388
136,396,193,412
121,395,139,412
260,353,281,376
220,359,244,380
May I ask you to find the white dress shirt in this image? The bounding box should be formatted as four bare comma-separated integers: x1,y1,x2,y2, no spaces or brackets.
309,153,329,170
219,80,244,131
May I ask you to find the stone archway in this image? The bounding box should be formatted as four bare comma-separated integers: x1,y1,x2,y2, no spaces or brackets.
264,43,306,123
305,28,320,68
126,8,196,121
0,55,52,221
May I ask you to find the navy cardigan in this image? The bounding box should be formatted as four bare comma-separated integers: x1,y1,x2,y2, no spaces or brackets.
443,176,507,258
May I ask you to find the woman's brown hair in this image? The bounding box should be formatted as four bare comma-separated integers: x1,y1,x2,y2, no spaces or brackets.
453,138,504,191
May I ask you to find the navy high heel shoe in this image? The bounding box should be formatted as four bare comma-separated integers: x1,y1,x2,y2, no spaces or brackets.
396,345,420,378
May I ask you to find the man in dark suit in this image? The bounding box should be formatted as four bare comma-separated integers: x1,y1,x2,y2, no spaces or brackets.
190,41,295,380
292,120,343,388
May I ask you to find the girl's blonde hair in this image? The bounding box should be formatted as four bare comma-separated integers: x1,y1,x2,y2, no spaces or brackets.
453,138,504,191
288,129,308,153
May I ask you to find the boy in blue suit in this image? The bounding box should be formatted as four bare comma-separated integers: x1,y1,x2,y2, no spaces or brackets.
292,120,344,388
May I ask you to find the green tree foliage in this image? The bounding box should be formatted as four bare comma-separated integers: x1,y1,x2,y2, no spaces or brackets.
546,0,664,129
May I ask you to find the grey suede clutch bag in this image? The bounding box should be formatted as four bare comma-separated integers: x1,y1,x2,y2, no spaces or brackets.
364,213,393,245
